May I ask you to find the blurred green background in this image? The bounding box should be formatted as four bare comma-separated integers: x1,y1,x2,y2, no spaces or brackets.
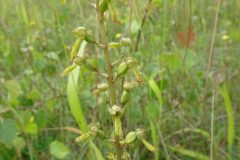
0,0,240,159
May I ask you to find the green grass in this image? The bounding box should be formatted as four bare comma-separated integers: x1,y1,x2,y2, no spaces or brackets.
0,0,239,159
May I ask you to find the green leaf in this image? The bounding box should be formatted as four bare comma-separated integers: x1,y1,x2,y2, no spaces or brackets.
178,49,198,68
13,136,26,150
67,42,88,132
89,141,105,160
108,42,121,48
146,103,159,119
18,95,33,107
19,110,32,125
33,52,47,72
141,138,156,152
218,84,235,153
19,110,38,134
125,132,137,144
147,77,163,115
61,64,77,77
4,80,21,98
100,0,108,14
149,119,159,160
0,119,17,146
107,0,120,23
153,0,163,5
70,38,83,61
25,121,38,134
75,132,91,143
168,145,209,160
4,80,22,106
172,128,210,139
35,110,47,129
67,41,104,160
131,20,140,35
27,89,41,101
159,52,181,70
19,1,28,24
49,141,70,159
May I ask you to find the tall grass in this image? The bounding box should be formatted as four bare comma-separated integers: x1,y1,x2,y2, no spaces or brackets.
218,83,235,157
0,0,239,159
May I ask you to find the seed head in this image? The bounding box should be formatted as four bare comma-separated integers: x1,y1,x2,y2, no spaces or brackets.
97,83,108,92
117,62,128,78
120,37,132,47
120,90,130,106
73,27,87,38
126,57,138,68
110,105,123,116
125,131,137,144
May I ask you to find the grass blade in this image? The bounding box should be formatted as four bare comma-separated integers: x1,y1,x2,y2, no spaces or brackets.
146,76,163,115
67,42,88,132
149,119,159,160
89,141,105,160
218,83,235,153
170,128,210,139
67,67,88,132
66,41,104,159
168,145,209,160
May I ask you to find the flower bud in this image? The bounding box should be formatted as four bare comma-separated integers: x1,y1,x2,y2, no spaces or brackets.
117,62,128,78
141,138,156,152
126,57,138,68
109,105,123,116
73,27,87,38
84,30,96,44
92,89,100,96
125,131,137,144
136,128,144,139
88,124,103,137
61,64,77,77
83,58,98,72
97,83,108,92
123,81,138,91
75,132,91,142
108,42,121,48
96,130,105,138
70,38,83,61
89,125,98,132
120,37,132,47
74,55,88,65
114,116,123,138
120,90,130,106
99,0,108,14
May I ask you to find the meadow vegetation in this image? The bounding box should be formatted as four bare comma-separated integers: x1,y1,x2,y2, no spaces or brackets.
0,0,240,159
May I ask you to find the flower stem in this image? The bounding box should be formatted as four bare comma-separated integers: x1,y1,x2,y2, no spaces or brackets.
95,1,123,159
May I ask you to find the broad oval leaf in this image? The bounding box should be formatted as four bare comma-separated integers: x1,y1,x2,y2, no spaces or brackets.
0,119,17,146
49,141,70,159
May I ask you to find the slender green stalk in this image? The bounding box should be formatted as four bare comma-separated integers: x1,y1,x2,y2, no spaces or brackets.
134,0,152,52
210,89,215,160
95,0,117,105
202,0,221,103
95,1,123,159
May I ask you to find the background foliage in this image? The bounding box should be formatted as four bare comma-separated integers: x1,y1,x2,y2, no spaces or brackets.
0,0,239,159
